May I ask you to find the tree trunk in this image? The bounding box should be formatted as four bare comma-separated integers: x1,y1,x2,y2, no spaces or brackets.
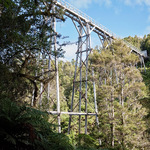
110,68,115,147
121,70,125,149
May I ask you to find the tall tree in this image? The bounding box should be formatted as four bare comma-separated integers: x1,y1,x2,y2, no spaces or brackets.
0,0,65,106
90,40,149,149
141,34,150,56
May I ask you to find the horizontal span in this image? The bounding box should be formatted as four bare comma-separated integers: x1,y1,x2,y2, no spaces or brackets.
47,111,97,116
55,0,145,57
55,0,115,38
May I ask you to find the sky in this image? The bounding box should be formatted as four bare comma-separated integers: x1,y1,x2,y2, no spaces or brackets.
56,0,150,60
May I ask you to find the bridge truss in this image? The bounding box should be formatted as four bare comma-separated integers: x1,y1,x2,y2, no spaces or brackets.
38,0,147,136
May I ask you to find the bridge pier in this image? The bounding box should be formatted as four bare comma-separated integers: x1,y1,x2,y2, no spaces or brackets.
68,19,101,136
34,0,146,143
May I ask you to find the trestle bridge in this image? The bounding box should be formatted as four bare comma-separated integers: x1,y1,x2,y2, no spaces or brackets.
38,0,147,138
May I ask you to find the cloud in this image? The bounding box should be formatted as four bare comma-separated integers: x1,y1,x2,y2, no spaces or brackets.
124,0,132,5
65,0,150,37
105,0,112,6
140,0,150,6
118,0,150,35
122,0,150,6
67,0,111,9
95,0,112,7
67,0,92,9
114,7,122,15
67,0,150,9
148,15,150,22
61,44,77,61
146,26,150,33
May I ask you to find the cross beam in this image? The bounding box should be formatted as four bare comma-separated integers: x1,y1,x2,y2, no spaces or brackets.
48,111,97,115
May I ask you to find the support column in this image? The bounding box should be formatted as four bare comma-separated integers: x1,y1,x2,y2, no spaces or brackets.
85,23,90,134
98,35,104,49
53,4,61,133
79,25,83,134
68,24,83,134
47,55,51,103
68,20,102,137
68,41,79,134
39,53,44,107
141,56,146,72
47,19,53,104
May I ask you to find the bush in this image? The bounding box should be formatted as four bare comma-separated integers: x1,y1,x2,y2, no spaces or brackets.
0,98,74,150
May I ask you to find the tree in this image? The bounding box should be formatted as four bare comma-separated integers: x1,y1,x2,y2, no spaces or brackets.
0,1,74,149
141,34,150,56
89,40,149,149
124,35,142,50
0,97,74,150
0,0,65,106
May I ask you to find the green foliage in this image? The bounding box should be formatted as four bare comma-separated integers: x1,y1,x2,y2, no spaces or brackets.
0,98,74,150
90,40,149,149
0,0,65,106
76,134,97,149
0,62,32,102
141,34,150,55
1,0,150,149
124,35,142,50
0,1,74,149
141,65,150,143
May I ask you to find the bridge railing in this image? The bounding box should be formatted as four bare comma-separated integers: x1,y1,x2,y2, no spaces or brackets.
123,39,142,54
56,0,116,38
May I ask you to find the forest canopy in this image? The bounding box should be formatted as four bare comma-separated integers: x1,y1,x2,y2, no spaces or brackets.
0,0,150,150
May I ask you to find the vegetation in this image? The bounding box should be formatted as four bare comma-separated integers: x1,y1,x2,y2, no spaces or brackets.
90,40,148,149
1,0,150,150
0,98,73,150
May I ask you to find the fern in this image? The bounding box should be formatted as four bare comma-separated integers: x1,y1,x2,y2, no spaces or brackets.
0,98,74,150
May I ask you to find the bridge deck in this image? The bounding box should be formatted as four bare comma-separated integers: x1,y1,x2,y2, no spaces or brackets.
55,0,146,57
55,0,115,38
